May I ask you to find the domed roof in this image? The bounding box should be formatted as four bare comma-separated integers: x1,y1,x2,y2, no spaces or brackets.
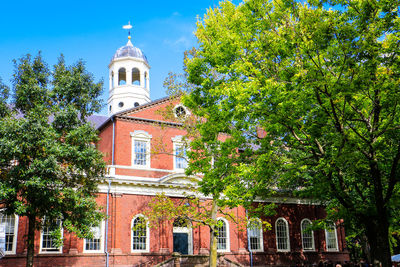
112,40,148,64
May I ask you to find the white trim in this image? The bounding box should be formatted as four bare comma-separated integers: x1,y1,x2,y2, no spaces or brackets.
131,214,150,253
173,220,193,255
83,221,105,253
131,131,152,169
248,218,264,252
173,104,190,119
39,219,63,254
300,218,315,251
275,217,290,252
325,224,339,252
172,136,188,171
0,213,19,255
216,217,230,252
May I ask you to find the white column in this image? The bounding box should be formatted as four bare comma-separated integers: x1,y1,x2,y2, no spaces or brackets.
113,69,118,88
140,71,144,88
127,69,132,85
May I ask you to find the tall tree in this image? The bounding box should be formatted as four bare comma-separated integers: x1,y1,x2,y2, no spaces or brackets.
183,0,400,266
0,54,106,267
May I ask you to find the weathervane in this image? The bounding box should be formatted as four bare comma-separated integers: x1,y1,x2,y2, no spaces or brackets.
123,21,133,40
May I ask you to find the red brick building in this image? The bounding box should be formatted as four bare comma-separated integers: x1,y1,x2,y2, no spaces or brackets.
0,37,350,266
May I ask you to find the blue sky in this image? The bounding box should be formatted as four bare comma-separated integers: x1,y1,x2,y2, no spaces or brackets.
0,0,239,115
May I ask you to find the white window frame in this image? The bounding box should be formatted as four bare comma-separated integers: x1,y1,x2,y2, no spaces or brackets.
325,224,339,252
40,218,63,254
0,213,19,255
216,217,230,252
83,221,105,253
173,218,193,255
131,214,150,253
275,217,290,252
172,135,188,171
301,219,315,251
130,131,152,169
247,218,264,252
173,104,190,119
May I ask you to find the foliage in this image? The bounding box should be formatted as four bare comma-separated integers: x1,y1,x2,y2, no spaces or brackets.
183,0,400,266
0,53,106,267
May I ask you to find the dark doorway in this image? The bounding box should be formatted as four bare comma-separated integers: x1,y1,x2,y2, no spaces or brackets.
173,233,188,255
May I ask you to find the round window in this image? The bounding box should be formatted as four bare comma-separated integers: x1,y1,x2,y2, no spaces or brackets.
175,106,186,118
118,102,124,108
134,102,140,107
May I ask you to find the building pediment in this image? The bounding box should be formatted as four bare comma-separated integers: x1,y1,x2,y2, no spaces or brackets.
159,174,200,186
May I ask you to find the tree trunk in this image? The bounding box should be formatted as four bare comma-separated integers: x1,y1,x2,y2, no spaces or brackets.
26,215,36,267
209,200,218,267
364,216,391,267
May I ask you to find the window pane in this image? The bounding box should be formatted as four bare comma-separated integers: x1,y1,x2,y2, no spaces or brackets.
249,220,262,250
276,219,288,250
326,226,337,250
41,219,61,252
134,140,147,165
217,220,227,250
85,225,101,251
301,220,314,250
0,215,15,252
132,217,147,251
175,145,187,169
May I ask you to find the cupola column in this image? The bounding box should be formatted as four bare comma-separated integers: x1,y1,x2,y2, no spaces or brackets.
146,73,150,90
113,70,118,88
126,69,132,85
109,71,113,91
140,72,145,88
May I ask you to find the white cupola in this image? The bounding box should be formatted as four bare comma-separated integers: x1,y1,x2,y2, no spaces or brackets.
108,33,151,115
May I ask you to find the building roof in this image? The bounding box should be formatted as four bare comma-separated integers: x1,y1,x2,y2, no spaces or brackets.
112,40,148,64
92,96,178,130
87,114,109,129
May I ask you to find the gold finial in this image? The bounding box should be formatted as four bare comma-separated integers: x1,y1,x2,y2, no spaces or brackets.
122,21,133,40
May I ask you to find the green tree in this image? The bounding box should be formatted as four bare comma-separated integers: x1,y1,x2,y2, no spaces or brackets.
183,0,400,266
0,53,106,267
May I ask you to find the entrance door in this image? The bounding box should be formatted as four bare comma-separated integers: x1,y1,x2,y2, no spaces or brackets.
172,218,192,255
173,232,188,254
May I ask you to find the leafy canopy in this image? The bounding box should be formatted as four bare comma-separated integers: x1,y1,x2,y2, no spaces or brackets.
0,53,106,238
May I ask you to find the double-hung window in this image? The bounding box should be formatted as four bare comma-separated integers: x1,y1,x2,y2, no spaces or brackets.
84,221,104,253
275,217,290,252
131,215,149,252
131,131,152,168
0,214,18,254
40,218,62,253
216,218,230,252
172,136,188,171
325,224,339,251
248,218,263,252
301,219,315,251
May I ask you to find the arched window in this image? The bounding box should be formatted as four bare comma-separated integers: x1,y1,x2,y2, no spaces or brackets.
301,219,315,251
0,213,18,254
132,68,140,85
248,218,263,252
131,215,149,252
275,217,290,251
216,218,230,252
325,223,338,251
118,68,126,85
